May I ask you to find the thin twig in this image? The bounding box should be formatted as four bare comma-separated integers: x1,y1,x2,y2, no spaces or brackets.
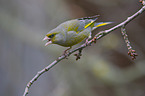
74,48,83,60
121,26,138,60
23,5,145,96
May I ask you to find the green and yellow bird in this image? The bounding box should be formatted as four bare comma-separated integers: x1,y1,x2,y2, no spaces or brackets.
43,15,112,48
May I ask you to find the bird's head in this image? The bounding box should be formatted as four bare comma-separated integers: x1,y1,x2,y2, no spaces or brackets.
43,30,59,46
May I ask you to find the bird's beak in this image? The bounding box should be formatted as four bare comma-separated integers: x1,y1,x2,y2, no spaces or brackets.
43,36,52,46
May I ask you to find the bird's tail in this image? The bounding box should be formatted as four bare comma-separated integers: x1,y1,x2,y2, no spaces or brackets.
92,22,113,30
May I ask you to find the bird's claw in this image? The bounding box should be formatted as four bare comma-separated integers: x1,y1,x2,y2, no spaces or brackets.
85,38,91,46
62,47,72,59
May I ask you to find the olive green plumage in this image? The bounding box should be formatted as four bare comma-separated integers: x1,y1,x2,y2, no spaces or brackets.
43,15,112,47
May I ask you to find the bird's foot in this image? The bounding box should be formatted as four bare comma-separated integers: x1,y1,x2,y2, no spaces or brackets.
62,47,72,59
85,38,91,46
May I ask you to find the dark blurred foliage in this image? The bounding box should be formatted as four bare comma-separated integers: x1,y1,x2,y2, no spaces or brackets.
0,0,145,96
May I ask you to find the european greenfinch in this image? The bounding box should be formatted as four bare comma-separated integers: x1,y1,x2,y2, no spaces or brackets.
43,15,112,48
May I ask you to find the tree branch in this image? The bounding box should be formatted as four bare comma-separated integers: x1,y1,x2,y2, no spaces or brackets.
23,4,145,96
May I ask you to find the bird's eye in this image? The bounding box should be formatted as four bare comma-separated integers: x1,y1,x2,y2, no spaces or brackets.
48,34,55,38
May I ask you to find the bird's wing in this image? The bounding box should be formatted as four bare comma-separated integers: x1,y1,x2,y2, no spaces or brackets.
59,16,98,40
66,19,96,33
77,15,99,30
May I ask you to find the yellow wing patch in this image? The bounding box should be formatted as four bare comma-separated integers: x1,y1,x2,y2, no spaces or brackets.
95,23,109,27
84,21,94,29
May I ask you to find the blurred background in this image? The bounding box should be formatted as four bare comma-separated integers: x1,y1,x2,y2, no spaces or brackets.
0,0,145,96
